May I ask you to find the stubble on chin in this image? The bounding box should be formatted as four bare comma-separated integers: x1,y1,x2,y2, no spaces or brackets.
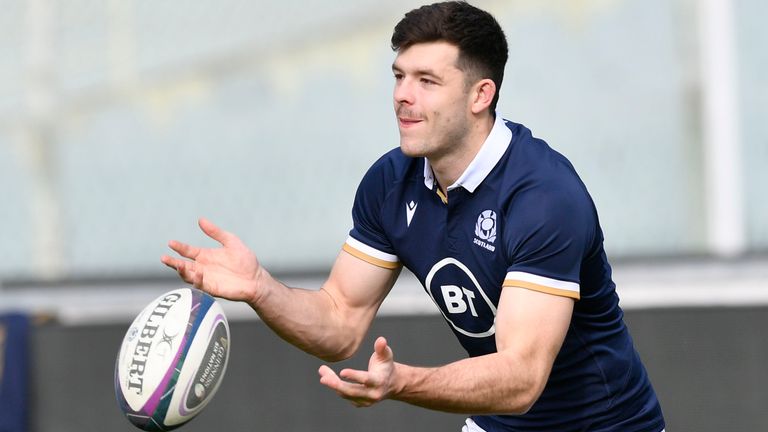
399,137,428,158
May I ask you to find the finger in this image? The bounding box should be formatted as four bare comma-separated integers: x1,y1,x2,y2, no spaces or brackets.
319,366,371,399
162,258,197,285
178,262,197,285
318,364,335,378
198,218,235,247
339,368,370,386
319,366,363,400
160,255,181,270
318,365,341,389
161,255,195,280
331,381,371,400
167,240,201,260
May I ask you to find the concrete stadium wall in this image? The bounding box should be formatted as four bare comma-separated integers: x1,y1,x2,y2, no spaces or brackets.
29,307,768,432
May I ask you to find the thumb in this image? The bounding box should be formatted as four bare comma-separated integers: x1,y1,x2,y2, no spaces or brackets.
374,336,393,361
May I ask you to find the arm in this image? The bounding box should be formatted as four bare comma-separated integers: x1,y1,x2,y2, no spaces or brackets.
161,218,401,362
318,286,573,414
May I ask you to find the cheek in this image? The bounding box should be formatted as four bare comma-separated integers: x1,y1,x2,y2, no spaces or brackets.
430,101,462,125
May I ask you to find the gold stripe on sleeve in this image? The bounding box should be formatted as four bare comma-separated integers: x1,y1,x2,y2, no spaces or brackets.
342,243,401,270
503,279,581,300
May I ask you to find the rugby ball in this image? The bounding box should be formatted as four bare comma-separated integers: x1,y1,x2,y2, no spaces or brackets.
115,288,230,431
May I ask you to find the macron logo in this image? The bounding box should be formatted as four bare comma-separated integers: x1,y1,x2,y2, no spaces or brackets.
406,201,418,227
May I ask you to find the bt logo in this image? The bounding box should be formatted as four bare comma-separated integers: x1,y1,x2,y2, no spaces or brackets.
440,285,479,317
425,258,497,338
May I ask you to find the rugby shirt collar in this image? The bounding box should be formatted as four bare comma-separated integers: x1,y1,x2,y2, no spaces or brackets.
423,114,512,193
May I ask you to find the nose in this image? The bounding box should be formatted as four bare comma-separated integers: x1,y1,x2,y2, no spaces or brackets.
394,78,414,106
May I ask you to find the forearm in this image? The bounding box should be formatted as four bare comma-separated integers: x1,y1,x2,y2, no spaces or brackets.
249,268,365,361
164,222,394,361
391,352,545,415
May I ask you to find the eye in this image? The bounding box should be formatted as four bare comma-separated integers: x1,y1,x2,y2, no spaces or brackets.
420,77,436,86
393,72,404,81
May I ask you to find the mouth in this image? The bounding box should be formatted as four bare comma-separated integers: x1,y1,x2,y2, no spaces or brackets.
398,117,423,128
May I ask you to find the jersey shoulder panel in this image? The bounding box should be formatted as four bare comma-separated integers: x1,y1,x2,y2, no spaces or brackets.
345,147,417,268
498,122,599,298
356,147,414,195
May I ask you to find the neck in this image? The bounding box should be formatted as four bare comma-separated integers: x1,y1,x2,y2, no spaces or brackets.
430,114,495,193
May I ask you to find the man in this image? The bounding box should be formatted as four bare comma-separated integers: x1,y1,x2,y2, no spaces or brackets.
162,2,665,431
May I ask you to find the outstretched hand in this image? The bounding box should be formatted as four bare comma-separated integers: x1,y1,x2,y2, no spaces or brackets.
318,337,399,407
161,218,262,304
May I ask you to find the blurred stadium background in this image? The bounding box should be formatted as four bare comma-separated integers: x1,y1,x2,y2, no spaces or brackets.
1,0,766,430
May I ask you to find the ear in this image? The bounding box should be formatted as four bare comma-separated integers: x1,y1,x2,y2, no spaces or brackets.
469,78,496,115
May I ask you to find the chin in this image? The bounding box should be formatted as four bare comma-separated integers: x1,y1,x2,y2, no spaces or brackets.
399,138,428,158
399,144,427,158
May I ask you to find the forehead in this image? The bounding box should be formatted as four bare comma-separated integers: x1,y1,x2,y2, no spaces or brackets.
393,41,461,74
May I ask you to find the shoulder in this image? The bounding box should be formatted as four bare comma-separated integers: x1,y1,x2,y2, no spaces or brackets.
497,121,598,240
505,121,579,179
367,147,412,174
499,120,591,207
358,147,419,192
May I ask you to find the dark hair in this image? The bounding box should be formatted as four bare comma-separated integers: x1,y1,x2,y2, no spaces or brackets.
391,1,508,112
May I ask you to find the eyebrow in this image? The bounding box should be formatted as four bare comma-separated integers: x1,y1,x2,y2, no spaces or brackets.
391,63,443,80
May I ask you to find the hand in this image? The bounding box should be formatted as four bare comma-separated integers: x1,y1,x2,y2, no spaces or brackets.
318,337,398,407
161,218,262,304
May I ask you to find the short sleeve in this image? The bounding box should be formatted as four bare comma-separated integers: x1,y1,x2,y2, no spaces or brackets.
502,182,596,299
342,157,401,269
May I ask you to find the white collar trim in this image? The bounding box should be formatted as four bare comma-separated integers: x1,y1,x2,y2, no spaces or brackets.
423,115,511,193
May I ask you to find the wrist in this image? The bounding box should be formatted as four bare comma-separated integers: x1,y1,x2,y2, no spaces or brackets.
249,266,272,309
390,362,410,400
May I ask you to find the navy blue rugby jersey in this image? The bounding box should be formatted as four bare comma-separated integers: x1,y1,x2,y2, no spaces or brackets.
342,116,664,432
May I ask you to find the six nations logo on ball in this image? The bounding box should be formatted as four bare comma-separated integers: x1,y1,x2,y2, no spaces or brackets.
473,210,497,252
